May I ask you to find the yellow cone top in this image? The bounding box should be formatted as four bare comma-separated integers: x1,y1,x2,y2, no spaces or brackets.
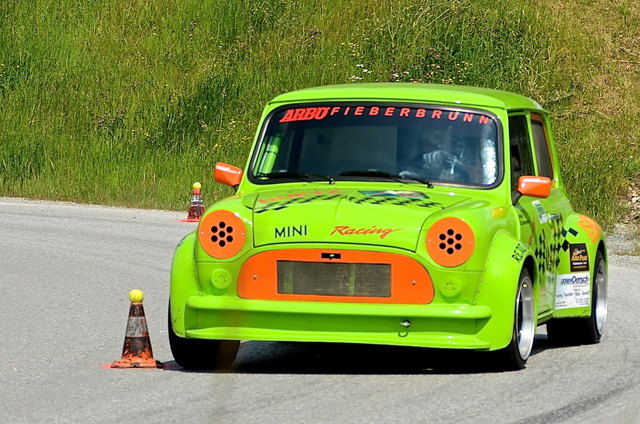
129,289,144,303
193,182,202,190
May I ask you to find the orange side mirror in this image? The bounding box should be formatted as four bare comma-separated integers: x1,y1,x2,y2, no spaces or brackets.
517,175,552,198
214,162,243,187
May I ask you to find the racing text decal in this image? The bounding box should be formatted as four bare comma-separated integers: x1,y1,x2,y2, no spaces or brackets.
512,243,527,262
331,225,402,239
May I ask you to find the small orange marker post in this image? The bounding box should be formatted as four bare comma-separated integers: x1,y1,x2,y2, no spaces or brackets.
180,182,204,222
111,290,163,369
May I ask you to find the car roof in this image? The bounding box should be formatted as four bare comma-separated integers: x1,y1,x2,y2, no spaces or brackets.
268,83,544,112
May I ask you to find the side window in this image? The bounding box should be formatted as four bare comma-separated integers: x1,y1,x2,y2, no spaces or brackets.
531,113,554,179
508,115,535,191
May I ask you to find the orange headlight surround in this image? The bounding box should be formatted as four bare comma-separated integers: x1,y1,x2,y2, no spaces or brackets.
426,217,475,267
198,210,247,259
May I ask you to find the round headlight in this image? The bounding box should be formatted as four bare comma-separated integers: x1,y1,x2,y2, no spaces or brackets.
426,217,475,267
198,210,247,259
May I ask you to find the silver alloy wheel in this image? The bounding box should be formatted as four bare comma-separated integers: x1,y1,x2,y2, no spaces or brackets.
516,274,536,360
594,257,607,335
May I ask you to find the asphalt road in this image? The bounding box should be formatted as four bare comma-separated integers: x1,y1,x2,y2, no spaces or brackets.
1,197,639,423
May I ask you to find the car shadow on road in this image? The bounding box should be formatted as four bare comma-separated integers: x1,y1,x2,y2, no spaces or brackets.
164,332,566,375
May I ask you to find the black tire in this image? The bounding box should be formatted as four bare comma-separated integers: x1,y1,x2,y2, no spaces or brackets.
168,305,239,370
547,250,607,345
495,268,536,371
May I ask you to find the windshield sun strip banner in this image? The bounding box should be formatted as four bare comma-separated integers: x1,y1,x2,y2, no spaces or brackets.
278,105,493,125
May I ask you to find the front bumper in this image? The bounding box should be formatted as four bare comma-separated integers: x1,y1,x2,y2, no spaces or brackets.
171,233,519,352
184,296,492,349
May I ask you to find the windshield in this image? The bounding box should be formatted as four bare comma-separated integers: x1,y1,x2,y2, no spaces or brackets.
250,103,500,187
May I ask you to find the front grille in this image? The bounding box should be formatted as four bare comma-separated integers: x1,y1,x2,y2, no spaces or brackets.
277,261,391,297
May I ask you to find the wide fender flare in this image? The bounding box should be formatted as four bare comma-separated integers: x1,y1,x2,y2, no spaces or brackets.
474,230,534,350
169,232,199,337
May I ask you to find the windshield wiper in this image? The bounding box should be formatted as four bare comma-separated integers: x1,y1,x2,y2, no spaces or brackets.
255,171,335,183
339,170,433,188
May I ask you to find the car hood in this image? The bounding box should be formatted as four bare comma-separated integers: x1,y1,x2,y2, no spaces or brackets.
249,187,471,251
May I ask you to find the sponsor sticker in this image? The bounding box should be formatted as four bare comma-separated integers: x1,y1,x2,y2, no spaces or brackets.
532,200,550,224
555,272,590,309
569,243,589,272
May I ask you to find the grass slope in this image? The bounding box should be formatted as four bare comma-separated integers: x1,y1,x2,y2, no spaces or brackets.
1,0,638,227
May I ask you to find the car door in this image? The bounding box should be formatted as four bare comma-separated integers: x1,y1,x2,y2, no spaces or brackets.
509,112,572,314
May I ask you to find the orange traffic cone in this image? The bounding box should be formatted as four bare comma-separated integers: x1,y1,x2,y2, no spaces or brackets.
111,290,163,369
180,182,204,222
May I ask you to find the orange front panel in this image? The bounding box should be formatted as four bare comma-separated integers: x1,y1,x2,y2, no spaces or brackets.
238,249,434,304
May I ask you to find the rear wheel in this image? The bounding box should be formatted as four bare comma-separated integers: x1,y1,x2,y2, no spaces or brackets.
168,305,239,370
496,268,536,370
547,250,607,345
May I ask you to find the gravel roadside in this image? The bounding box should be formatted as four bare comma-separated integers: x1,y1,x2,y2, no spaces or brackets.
605,223,640,267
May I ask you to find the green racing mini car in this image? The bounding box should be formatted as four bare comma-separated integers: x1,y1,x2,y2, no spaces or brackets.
168,83,608,370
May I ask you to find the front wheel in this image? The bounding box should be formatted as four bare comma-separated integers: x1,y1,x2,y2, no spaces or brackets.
547,250,607,345
496,268,536,370
168,305,239,370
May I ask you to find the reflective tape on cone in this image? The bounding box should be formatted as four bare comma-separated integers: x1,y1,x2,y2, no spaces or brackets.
111,302,163,369
187,204,204,220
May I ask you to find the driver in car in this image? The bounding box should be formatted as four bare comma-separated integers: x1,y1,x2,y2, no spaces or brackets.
399,133,465,182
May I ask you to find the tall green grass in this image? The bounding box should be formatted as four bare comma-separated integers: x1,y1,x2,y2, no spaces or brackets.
1,0,638,227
